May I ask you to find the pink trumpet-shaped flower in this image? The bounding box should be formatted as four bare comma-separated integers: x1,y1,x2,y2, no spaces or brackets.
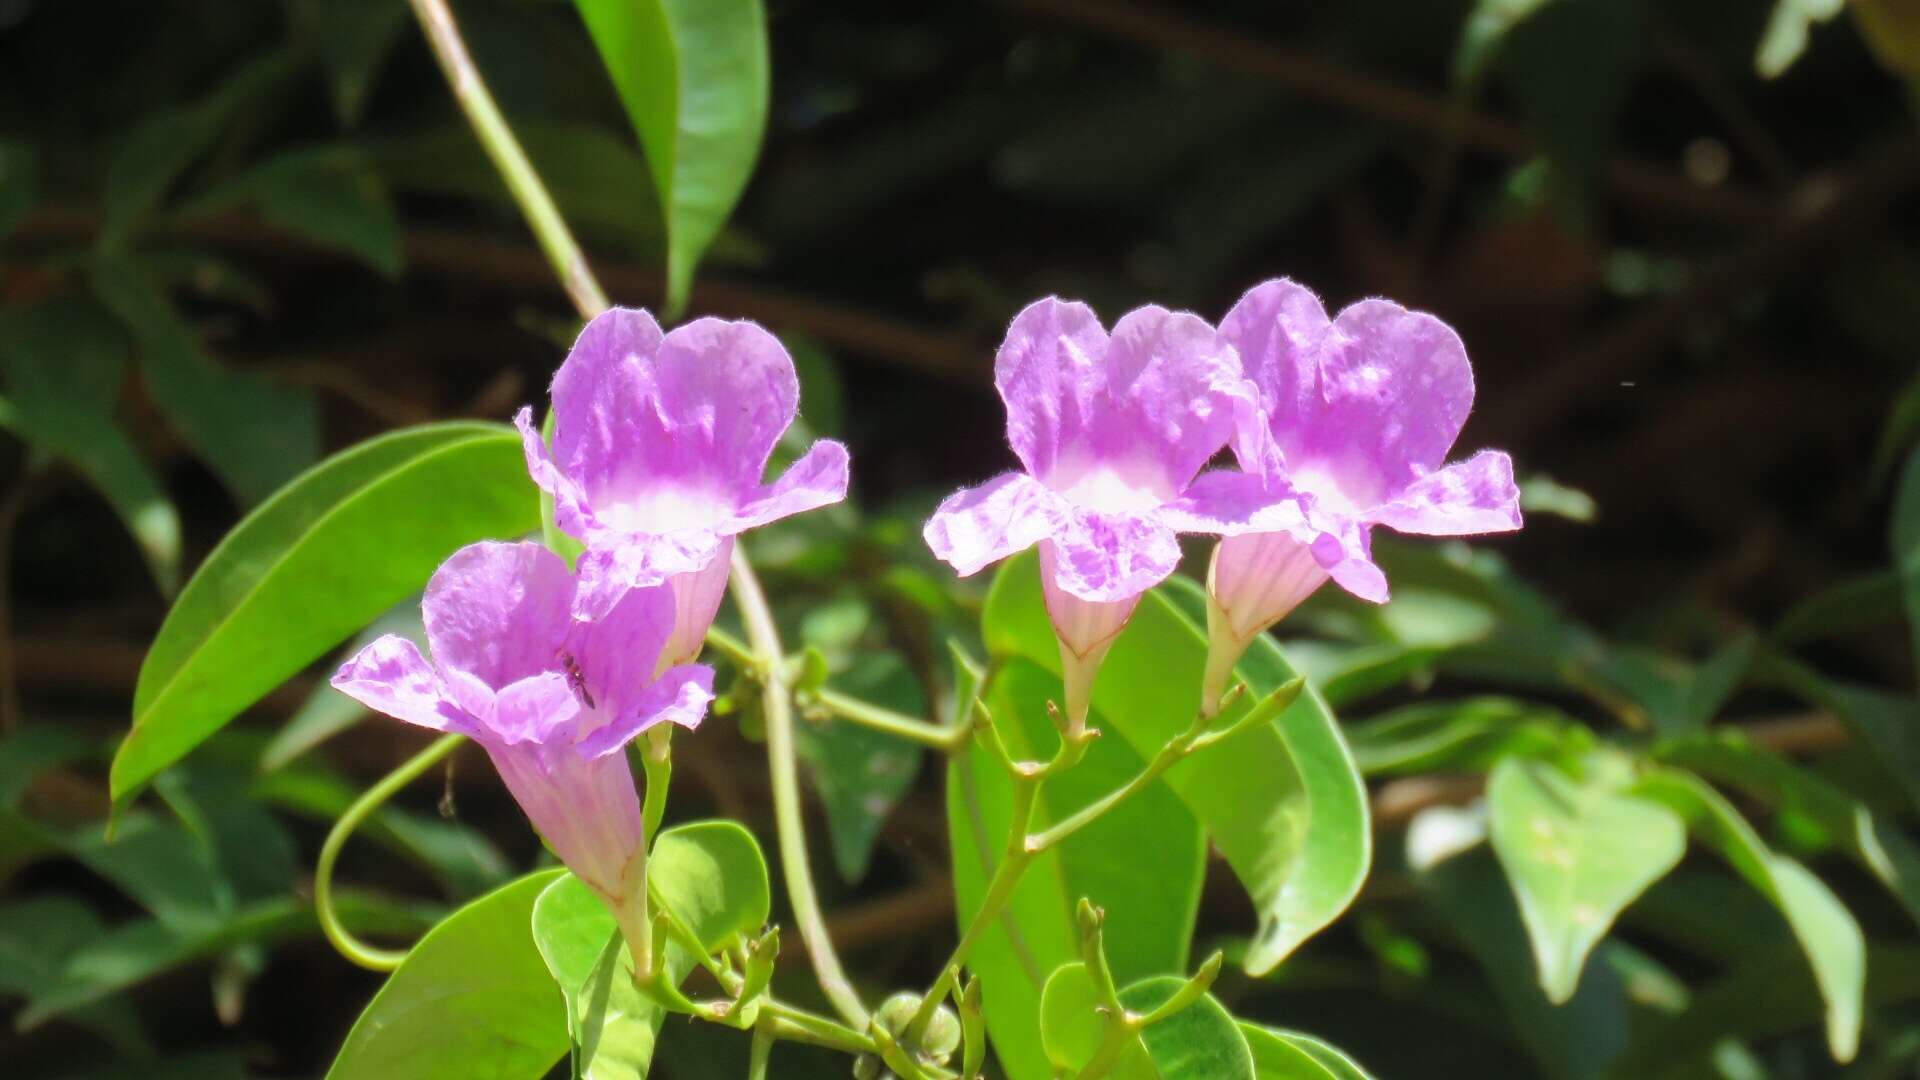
331,541,713,943
1193,279,1522,711
517,308,850,666
924,297,1252,726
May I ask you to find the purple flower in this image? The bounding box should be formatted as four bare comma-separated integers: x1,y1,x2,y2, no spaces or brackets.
923,297,1249,725
1194,279,1522,710
517,308,850,666
331,541,713,928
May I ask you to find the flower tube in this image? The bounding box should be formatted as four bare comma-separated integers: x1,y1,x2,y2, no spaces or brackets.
924,298,1251,728
517,308,850,666
331,541,713,967
1193,279,1523,713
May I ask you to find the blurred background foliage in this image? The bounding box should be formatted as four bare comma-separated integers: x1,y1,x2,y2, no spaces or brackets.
6,0,1920,1076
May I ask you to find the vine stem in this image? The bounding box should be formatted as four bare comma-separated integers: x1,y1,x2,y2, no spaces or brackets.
812,687,970,753
316,733,466,971
406,0,610,320
728,546,869,1027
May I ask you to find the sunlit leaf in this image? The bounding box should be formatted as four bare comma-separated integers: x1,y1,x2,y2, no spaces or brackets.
1039,962,1255,1080
1487,757,1686,1003
113,422,538,809
1756,0,1846,77
1241,1025,1377,1080
572,0,769,316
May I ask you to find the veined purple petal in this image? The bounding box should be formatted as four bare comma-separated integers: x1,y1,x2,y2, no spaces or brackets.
422,542,574,689
923,471,1063,578
563,580,674,722
1096,305,1243,492
729,439,851,532
1156,469,1310,537
995,298,1109,483
331,635,470,734
1366,449,1522,536
574,663,716,759
1218,278,1333,479
485,740,644,902
1044,506,1180,604
487,671,584,746
661,537,735,669
571,530,728,620
515,406,595,539
547,308,668,521
1040,539,1144,728
1209,531,1332,644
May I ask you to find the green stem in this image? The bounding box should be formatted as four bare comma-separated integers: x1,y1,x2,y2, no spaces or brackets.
813,687,970,753
762,1000,876,1053
315,733,465,972
704,625,760,671
405,0,610,319
749,1023,774,1080
729,546,869,1027
641,727,672,842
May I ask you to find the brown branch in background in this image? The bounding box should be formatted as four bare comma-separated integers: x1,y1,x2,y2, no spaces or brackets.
1010,0,1775,227
12,205,987,387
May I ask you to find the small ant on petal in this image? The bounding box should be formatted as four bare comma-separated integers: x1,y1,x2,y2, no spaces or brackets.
557,650,596,708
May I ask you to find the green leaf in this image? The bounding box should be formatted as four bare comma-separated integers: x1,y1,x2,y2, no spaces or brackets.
0,726,96,808
102,51,304,237
801,651,926,883
1629,767,1865,1061
1652,731,1920,925
1241,1025,1377,1080
1420,848,1631,1080
257,601,422,771
985,552,1369,975
23,891,433,1030
1454,0,1561,84
1493,0,1647,220
572,0,769,317
1772,570,1903,645
1039,962,1254,1080
1487,757,1686,1003
1756,0,1846,77
0,139,38,246
327,871,569,1080
0,898,151,1057
530,822,771,1079
182,147,402,276
947,655,1204,1080
1345,696,1568,776
0,297,181,593
287,0,408,127
113,422,539,808
91,255,319,505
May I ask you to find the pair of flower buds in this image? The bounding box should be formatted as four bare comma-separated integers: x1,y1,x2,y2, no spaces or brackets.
331,278,1521,932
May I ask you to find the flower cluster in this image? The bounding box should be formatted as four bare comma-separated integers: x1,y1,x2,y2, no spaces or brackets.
926,280,1521,720
333,309,848,946
332,279,1519,961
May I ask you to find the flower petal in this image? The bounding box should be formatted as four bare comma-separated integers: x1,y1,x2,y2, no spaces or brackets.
1366,450,1523,537
548,307,667,511
1155,468,1308,537
487,671,584,746
572,530,727,620
422,541,575,688
515,406,594,539
1096,304,1243,491
564,581,675,720
1043,505,1180,604
647,317,800,496
730,439,850,532
1218,278,1334,477
484,739,642,900
923,471,1062,577
1308,519,1390,604
994,297,1110,481
331,635,470,734
575,663,716,759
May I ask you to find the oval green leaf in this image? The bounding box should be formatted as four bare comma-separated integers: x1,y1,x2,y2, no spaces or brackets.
572,0,769,317
1039,962,1254,1080
327,870,568,1080
114,422,539,808
982,550,1369,976
1487,757,1686,1004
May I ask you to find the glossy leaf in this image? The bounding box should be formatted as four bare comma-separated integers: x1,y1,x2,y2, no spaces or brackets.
327,871,569,1080
1630,767,1865,1061
947,655,1204,1080
114,422,539,808
1241,1025,1377,1080
572,0,769,316
257,601,423,771
1487,757,1686,1003
984,552,1369,975
1039,962,1254,1080
0,296,181,592
531,822,771,1079
91,256,319,506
